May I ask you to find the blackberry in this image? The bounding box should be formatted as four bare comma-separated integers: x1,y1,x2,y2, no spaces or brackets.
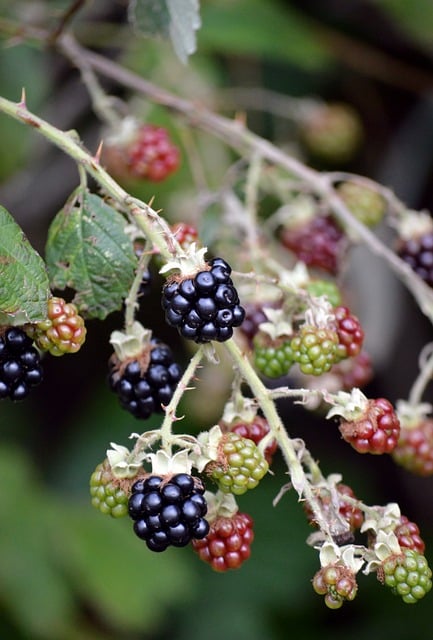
381,549,432,604
291,325,339,376
25,296,86,356
128,473,209,552
0,327,43,401
192,512,254,572
108,338,182,419
162,257,245,343
397,232,433,287
280,214,346,275
253,335,294,379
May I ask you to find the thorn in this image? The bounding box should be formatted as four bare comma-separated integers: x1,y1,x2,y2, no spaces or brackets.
147,195,155,208
18,87,26,108
93,140,104,164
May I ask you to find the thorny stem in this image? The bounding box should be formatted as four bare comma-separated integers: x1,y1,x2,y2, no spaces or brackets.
123,239,152,330
159,346,204,453
0,94,182,262
56,34,433,322
223,338,334,538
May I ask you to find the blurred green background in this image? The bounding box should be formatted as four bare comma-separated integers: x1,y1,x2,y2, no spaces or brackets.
1,1,433,638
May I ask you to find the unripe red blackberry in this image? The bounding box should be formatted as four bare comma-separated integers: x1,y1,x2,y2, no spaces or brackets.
312,564,358,609
394,516,425,555
171,222,199,251
392,419,433,476
192,512,254,571
103,119,180,182
206,432,269,495
333,305,364,361
162,256,245,343
108,337,182,419
280,214,346,275
339,397,400,455
25,296,86,356
332,351,373,391
0,327,43,401
89,459,130,518
128,473,209,552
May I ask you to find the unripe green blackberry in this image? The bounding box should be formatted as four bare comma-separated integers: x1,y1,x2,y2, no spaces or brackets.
291,325,339,376
206,432,268,495
253,334,294,379
25,296,86,356
89,459,130,518
380,549,432,604
337,181,386,227
305,279,342,308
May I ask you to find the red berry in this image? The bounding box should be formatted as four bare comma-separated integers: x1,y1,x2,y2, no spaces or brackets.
280,214,346,275
192,512,254,571
171,222,199,250
392,419,433,476
339,398,401,454
395,515,425,555
312,564,358,608
25,296,86,356
104,122,180,182
128,125,180,181
334,306,364,361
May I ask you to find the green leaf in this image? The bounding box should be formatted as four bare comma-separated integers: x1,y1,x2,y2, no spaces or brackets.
199,0,332,70
129,0,201,63
0,205,49,325
45,191,136,320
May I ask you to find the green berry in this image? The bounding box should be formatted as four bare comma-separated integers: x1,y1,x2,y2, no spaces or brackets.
90,459,129,518
337,181,386,227
253,335,294,378
291,325,339,376
305,279,342,308
207,432,268,495
381,550,432,604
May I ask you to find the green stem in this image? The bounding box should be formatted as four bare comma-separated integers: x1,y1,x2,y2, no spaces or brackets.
0,94,181,262
223,338,333,538
124,239,152,330
159,346,204,452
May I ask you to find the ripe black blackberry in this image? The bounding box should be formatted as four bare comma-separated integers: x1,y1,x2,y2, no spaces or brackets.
128,473,209,552
162,257,245,343
0,327,43,401
397,232,433,287
108,339,182,419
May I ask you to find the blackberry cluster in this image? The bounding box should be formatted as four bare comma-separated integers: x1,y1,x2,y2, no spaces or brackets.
397,233,433,287
0,327,43,401
108,339,182,419
162,258,245,343
128,473,209,552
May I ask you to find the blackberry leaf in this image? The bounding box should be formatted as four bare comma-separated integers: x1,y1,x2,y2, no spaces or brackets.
128,0,201,63
0,205,50,325
46,191,136,320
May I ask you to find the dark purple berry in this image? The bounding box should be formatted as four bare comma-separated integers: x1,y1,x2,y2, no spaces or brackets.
162,258,244,343
397,232,433,287
128,474,209,552
109,339,182,419
0,327,43,401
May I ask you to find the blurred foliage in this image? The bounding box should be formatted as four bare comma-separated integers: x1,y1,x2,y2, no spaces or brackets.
1,0,433,639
